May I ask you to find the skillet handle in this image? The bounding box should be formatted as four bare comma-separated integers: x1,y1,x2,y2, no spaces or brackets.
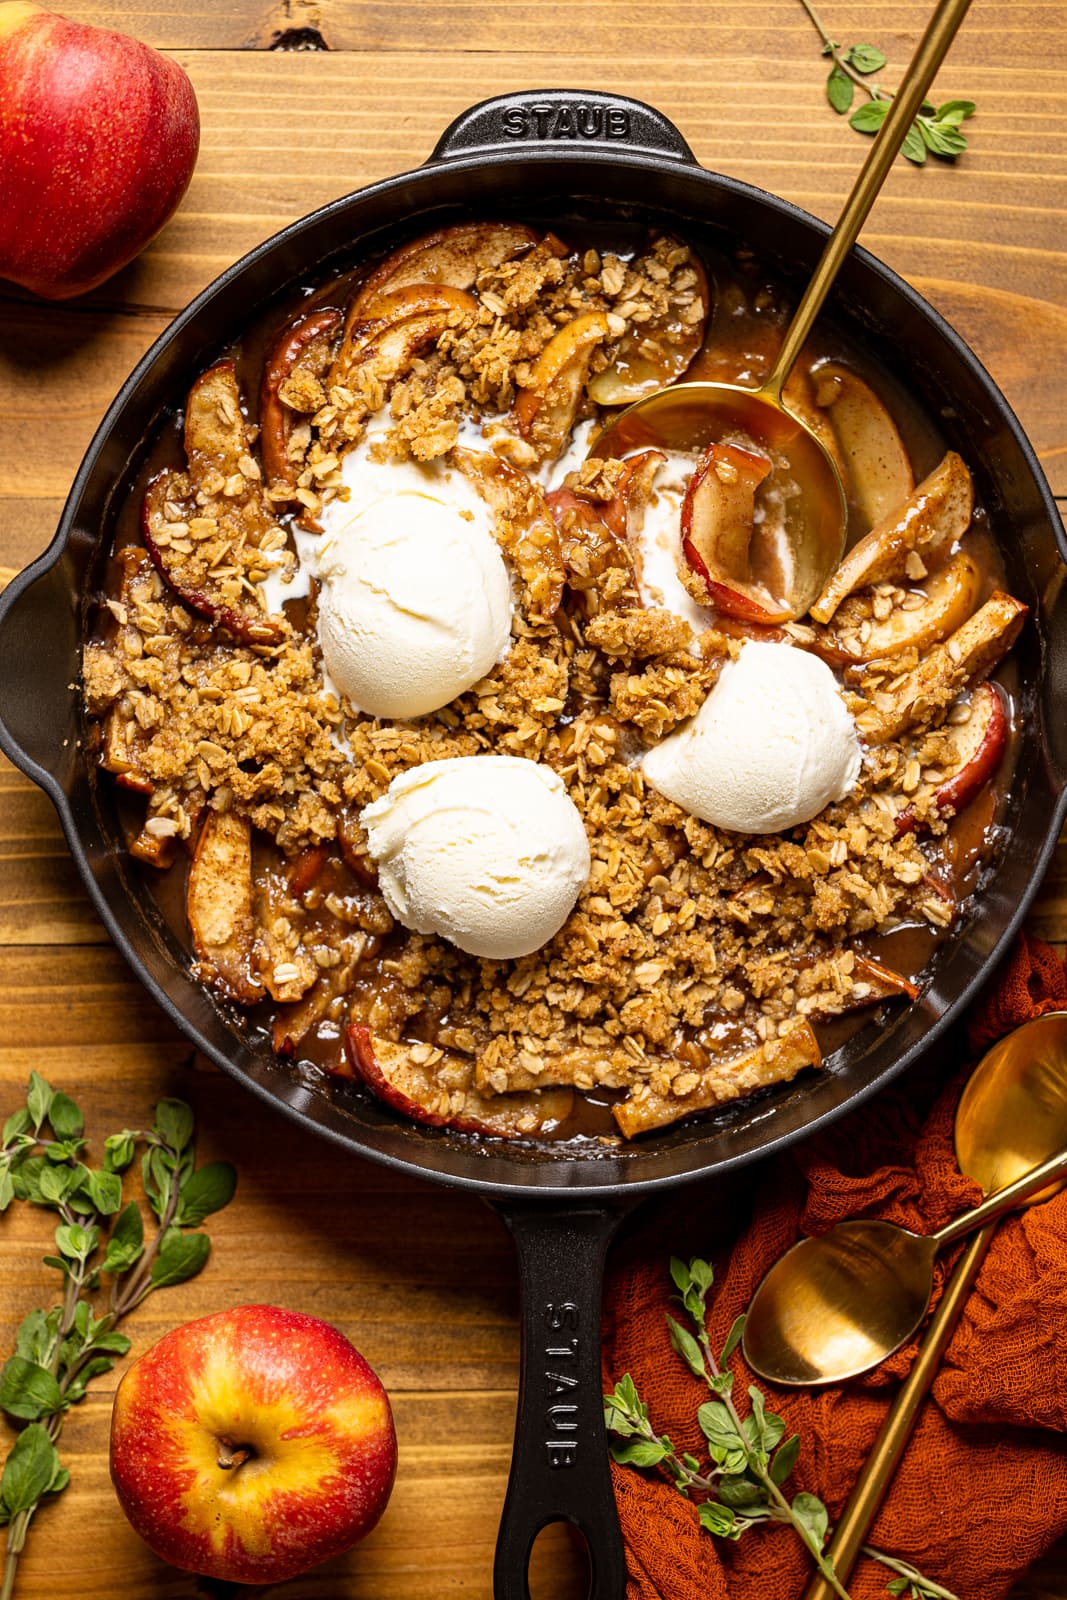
0,553,77,796
490,1199,635,1600
430,90,697,165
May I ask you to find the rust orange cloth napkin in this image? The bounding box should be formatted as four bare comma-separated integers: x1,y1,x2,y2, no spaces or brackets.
603,932,1067,1599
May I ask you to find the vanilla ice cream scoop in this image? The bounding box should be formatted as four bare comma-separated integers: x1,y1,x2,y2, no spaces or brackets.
642,641,862,833
360,756,590,959
315,448,512,719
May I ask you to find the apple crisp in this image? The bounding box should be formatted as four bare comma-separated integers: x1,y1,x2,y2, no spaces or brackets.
83,220,1025,1142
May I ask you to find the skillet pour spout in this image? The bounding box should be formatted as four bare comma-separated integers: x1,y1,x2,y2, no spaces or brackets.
0,88,1065,1599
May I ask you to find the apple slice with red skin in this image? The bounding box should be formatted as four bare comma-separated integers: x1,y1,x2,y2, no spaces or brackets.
259,306,341,489
810,360,915,531
598,449,667,541
187,810,263,1004
811,450,973,625
109,1305,396,1585
895,681,1008,836
451,446,565,622
813,546,983,666
852,954,920,1002
587,240,710,405
680,440,786,623
346,1025,574,1138
352,221,540,312
512,310,612,461
330,283,477,391
857,591,1025,744
613,1022,821,1139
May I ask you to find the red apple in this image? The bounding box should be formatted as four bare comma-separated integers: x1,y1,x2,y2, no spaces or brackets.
109,1305,397,1584
0,2,199,299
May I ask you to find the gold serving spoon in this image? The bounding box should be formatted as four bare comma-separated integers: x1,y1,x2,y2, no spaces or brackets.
591,0,974,620
797,1011,1067,1599
743,1011,1067,1386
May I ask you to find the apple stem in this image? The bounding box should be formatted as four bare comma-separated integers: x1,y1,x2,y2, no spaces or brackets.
215,1441,252,1471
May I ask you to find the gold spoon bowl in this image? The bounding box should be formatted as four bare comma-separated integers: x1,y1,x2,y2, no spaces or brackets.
742,1012,1067,1387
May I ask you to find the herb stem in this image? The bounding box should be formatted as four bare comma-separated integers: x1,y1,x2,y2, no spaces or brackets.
111,1146,180,1317
1,1511,30,1600
862,1545,960,1599
796,0,887,97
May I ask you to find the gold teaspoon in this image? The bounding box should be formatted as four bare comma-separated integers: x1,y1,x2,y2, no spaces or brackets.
800,1010,1067,1599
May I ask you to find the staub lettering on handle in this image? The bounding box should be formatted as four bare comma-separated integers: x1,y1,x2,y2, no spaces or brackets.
544,1301,580,1468
501,103,632,142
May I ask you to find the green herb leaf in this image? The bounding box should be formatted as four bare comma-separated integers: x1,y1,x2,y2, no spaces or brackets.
103,1201,144,1274
38,1164,80,1209
919,118,968,158
149,1229,211,1289
770,1432,801,1485
0,1356,64,1421
78,1166,123,1217
689,1258,713,1296
14,1310,58,1369
826,65,853,114
11,1155,46,1203
937,98,975,124
717,1474,766,1510
3,1108,32,1144
698,1501,740,1539
720,1314,746,1364
886,1581,910,1598
0,1424,64,1517
0,1167,13,1213
153,1099,194,1154
54,1223,97,1261
849,99,891,134
609,1438,668,1468
175,1161,237,1226
26,1073,54,1134
666,1314,706,1381
901,122,928,164
847,42,887,73
47,1092,84,1141
792,1490,830,1551
669,1256,691,1294
103,1131,138,1174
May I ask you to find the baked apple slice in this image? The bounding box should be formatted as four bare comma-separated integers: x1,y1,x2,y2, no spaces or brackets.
810,361,914,530
451,446,565,622
811,451,973,624
142,475,286,646
814,546,982,665
895,682,1008,835
587,241,710,405
613,1022,821,1139
259,307,342,489
478,1045,637,1095
187,810,263,1005
182,358,249,489
352,221,540,312
345,1026,574,1138
329,284,477,392
512,310,612,461
857,591,1026,743
680,441,784,623
598,449,667,541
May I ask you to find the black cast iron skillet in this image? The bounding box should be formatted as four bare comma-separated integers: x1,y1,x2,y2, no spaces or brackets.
1,90,1066,1597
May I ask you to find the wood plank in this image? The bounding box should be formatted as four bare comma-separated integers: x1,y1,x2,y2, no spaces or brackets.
37,0,1067,65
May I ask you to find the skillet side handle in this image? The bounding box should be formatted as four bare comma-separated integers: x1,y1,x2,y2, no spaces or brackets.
490,1199,635,1600
0,554,77,795
429,90,698,166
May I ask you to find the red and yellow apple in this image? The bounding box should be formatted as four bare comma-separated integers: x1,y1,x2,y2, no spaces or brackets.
0,2,199,299
109,1305,397,1584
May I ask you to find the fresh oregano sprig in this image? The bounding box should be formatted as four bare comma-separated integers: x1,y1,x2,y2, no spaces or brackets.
604,1257,958,1600
797,0,977,164
0,1073,236,1600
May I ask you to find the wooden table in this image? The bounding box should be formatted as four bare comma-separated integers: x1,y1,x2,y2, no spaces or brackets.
1,3,1065,1596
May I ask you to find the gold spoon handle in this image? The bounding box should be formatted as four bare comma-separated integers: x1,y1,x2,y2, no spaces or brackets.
933,1140,1067,1248
763,0,974,403
800,1221,994,1600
